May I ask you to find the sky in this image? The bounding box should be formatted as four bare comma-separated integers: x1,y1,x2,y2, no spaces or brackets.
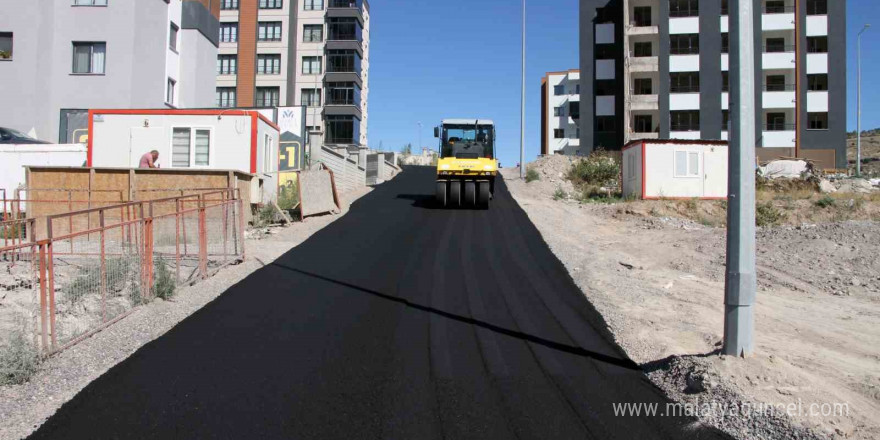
367,0,880,166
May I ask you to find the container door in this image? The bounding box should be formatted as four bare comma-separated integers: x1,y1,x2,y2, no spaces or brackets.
703,146,727,198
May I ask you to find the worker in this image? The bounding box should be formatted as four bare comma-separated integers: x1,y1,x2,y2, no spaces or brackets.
139,150,160,168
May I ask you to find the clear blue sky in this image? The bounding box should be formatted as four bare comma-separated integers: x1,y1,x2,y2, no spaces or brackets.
367,0,879,165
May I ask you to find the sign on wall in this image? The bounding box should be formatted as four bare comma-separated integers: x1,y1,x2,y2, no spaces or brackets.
276,106,306,194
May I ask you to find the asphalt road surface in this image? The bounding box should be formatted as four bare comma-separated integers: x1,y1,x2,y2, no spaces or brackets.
29,166,729,440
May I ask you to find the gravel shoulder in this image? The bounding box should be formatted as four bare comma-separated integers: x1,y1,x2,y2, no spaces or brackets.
502,166,880,440
0,186,372,440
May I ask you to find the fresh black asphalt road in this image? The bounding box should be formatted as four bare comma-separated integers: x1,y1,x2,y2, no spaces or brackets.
29,166,729,440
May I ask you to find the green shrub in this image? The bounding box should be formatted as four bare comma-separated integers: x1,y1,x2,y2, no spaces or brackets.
525,168,540,183
152,258,175,300
277,182,299,211
553,188,567,201
814,196,836,208
756,202,784,226
0,329,40,385
568,150,620,188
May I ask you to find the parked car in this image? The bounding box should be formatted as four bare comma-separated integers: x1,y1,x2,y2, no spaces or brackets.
0,127,51,144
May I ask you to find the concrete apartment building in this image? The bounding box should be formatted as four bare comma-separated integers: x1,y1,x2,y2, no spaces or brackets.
0,0,220,143
216,0,370,152
541,70,582,155
579,0,846,169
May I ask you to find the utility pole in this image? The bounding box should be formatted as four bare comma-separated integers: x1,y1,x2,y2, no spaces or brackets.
417,121,423,154
858,24,871,177
724,0,757,357
520,0,526,178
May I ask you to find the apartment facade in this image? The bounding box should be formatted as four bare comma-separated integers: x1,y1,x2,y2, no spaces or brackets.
216,0,370,151
0,0,220,143
579,0,846,169
541,70,582,155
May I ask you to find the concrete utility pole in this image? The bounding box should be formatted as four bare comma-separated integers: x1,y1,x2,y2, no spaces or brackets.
417,121,422,153
520,0,526,178
858,24,871,177
724,0,757,357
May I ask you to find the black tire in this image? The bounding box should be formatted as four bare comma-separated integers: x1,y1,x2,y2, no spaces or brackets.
477,181,490,209
435,181,447,208
464,181,476,208
449,181,462,208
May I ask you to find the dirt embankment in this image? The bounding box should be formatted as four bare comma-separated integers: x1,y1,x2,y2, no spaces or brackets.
504,158,880,440
847,131,880,176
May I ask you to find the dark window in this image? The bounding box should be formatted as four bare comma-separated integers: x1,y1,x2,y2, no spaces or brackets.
808,113,828,130
576,84,580,94
554,84,565,96
596,6,616,23
764,38,788,53
722,71,729,92
807,36,828,53
764,75,790,91
670,110,700,131
327,17,362,42
670,34,699,55
327,49,361,73
257,54,281,74
258,22,282,41
0,32,12,59
220,23,238,43
302,88,321,107
595,80,616,96
633,115,653,133
569,102,580,119
304,0,323,10
722,110,730,131
166,78,176,105
217,55,237,75
596,116,616,133
256,87,280,107
72,42,106,74
721,33,729,54
764,1,791,14
721,0,728,15
554,107,564,117
633,78,652,95
221,0,238,10
633,7,652,26
216,87,236,108
765,112,788,131
304,24,323,42
595,44,616,59
259,0,282,9
669,0,698,17
808,74,828,91
806,0,827,15
553,129,565,139
326,82,361,106
326,115,360,144
329,0,363,7
670,72,699,93
633,42,652,57
169,23,179,52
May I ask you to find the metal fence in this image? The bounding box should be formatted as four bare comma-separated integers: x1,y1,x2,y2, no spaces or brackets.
0,190,244,355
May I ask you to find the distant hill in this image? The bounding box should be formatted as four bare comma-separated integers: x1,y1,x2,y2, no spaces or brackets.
847,128,880,174
847,128,880,139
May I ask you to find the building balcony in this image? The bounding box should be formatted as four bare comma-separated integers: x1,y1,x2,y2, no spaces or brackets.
629,131,659,140
807,15,828,36
762,10,795,31
669,91,700,110
762,89,796,108
807,53,828,74
669,54,699,72
327,0,365,26
807,91,829,112
630,94,659,111
626,24,659,35
628,56,658,72
596,96,615,116
670,131,701,140
763,129,796,148
762,51,795,70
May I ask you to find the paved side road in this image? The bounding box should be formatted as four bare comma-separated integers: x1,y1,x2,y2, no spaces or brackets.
28,167,729,439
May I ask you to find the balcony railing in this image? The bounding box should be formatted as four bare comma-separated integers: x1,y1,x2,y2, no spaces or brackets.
669,9,698,18
763,84,796,92
764,123,796,131
764,5,795,14
670,85,700,93
329,0,362,8
763,45,796,53
670,125,700,132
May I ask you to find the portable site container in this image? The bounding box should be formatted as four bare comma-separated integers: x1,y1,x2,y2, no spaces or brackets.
622,139,728,200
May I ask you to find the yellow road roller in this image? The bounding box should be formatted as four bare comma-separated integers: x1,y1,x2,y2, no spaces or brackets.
434,119,498,209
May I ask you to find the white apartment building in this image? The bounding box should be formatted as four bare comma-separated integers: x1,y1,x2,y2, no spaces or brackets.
541,70,582,155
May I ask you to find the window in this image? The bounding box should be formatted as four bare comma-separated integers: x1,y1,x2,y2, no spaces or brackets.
304,0,323,10
302,88,321,107
304,24,323,42
595,45,616,60
633,42,652,57
670,110,700,131
256,87,280,107
595,80,616,96
721,33,729,54
576,84,580,94
765,113,787,131
806,0,827,15
72,42,106,74
216,87,236,107
765,75,788,91
670,34,699,55
669,0,698,17
808,74,828,91
553,129,565,139
807,36,828,53
764,1,789,14
808,112,828,130
220,23,238,43
627,154,636,180
596,116,616,133
327,49,361,73
0,32,12,59
166,78,176,105
554,85,565,96
327,17,361,41
221,0,238,10
259,22,282,41
670,72,699,93
302,56,322,74
73,0,107,5
633,78,652,95
169,23,179,52
721,0,728,15
674,151,700,178
722,110,730,131
326,115,360,144
217,55,237,75
764,37,788,53
259,0,282,9
172,128,211,168
569,101,580,119
633,115,653,133
633,7,651,26
722,71,729,92
257,54,281,74
554,107,564,117
326,82,360,106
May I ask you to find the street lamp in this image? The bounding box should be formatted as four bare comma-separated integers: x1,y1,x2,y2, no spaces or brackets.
858,24,871,176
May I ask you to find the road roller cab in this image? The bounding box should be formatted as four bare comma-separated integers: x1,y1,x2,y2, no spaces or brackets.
434,119,497,209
